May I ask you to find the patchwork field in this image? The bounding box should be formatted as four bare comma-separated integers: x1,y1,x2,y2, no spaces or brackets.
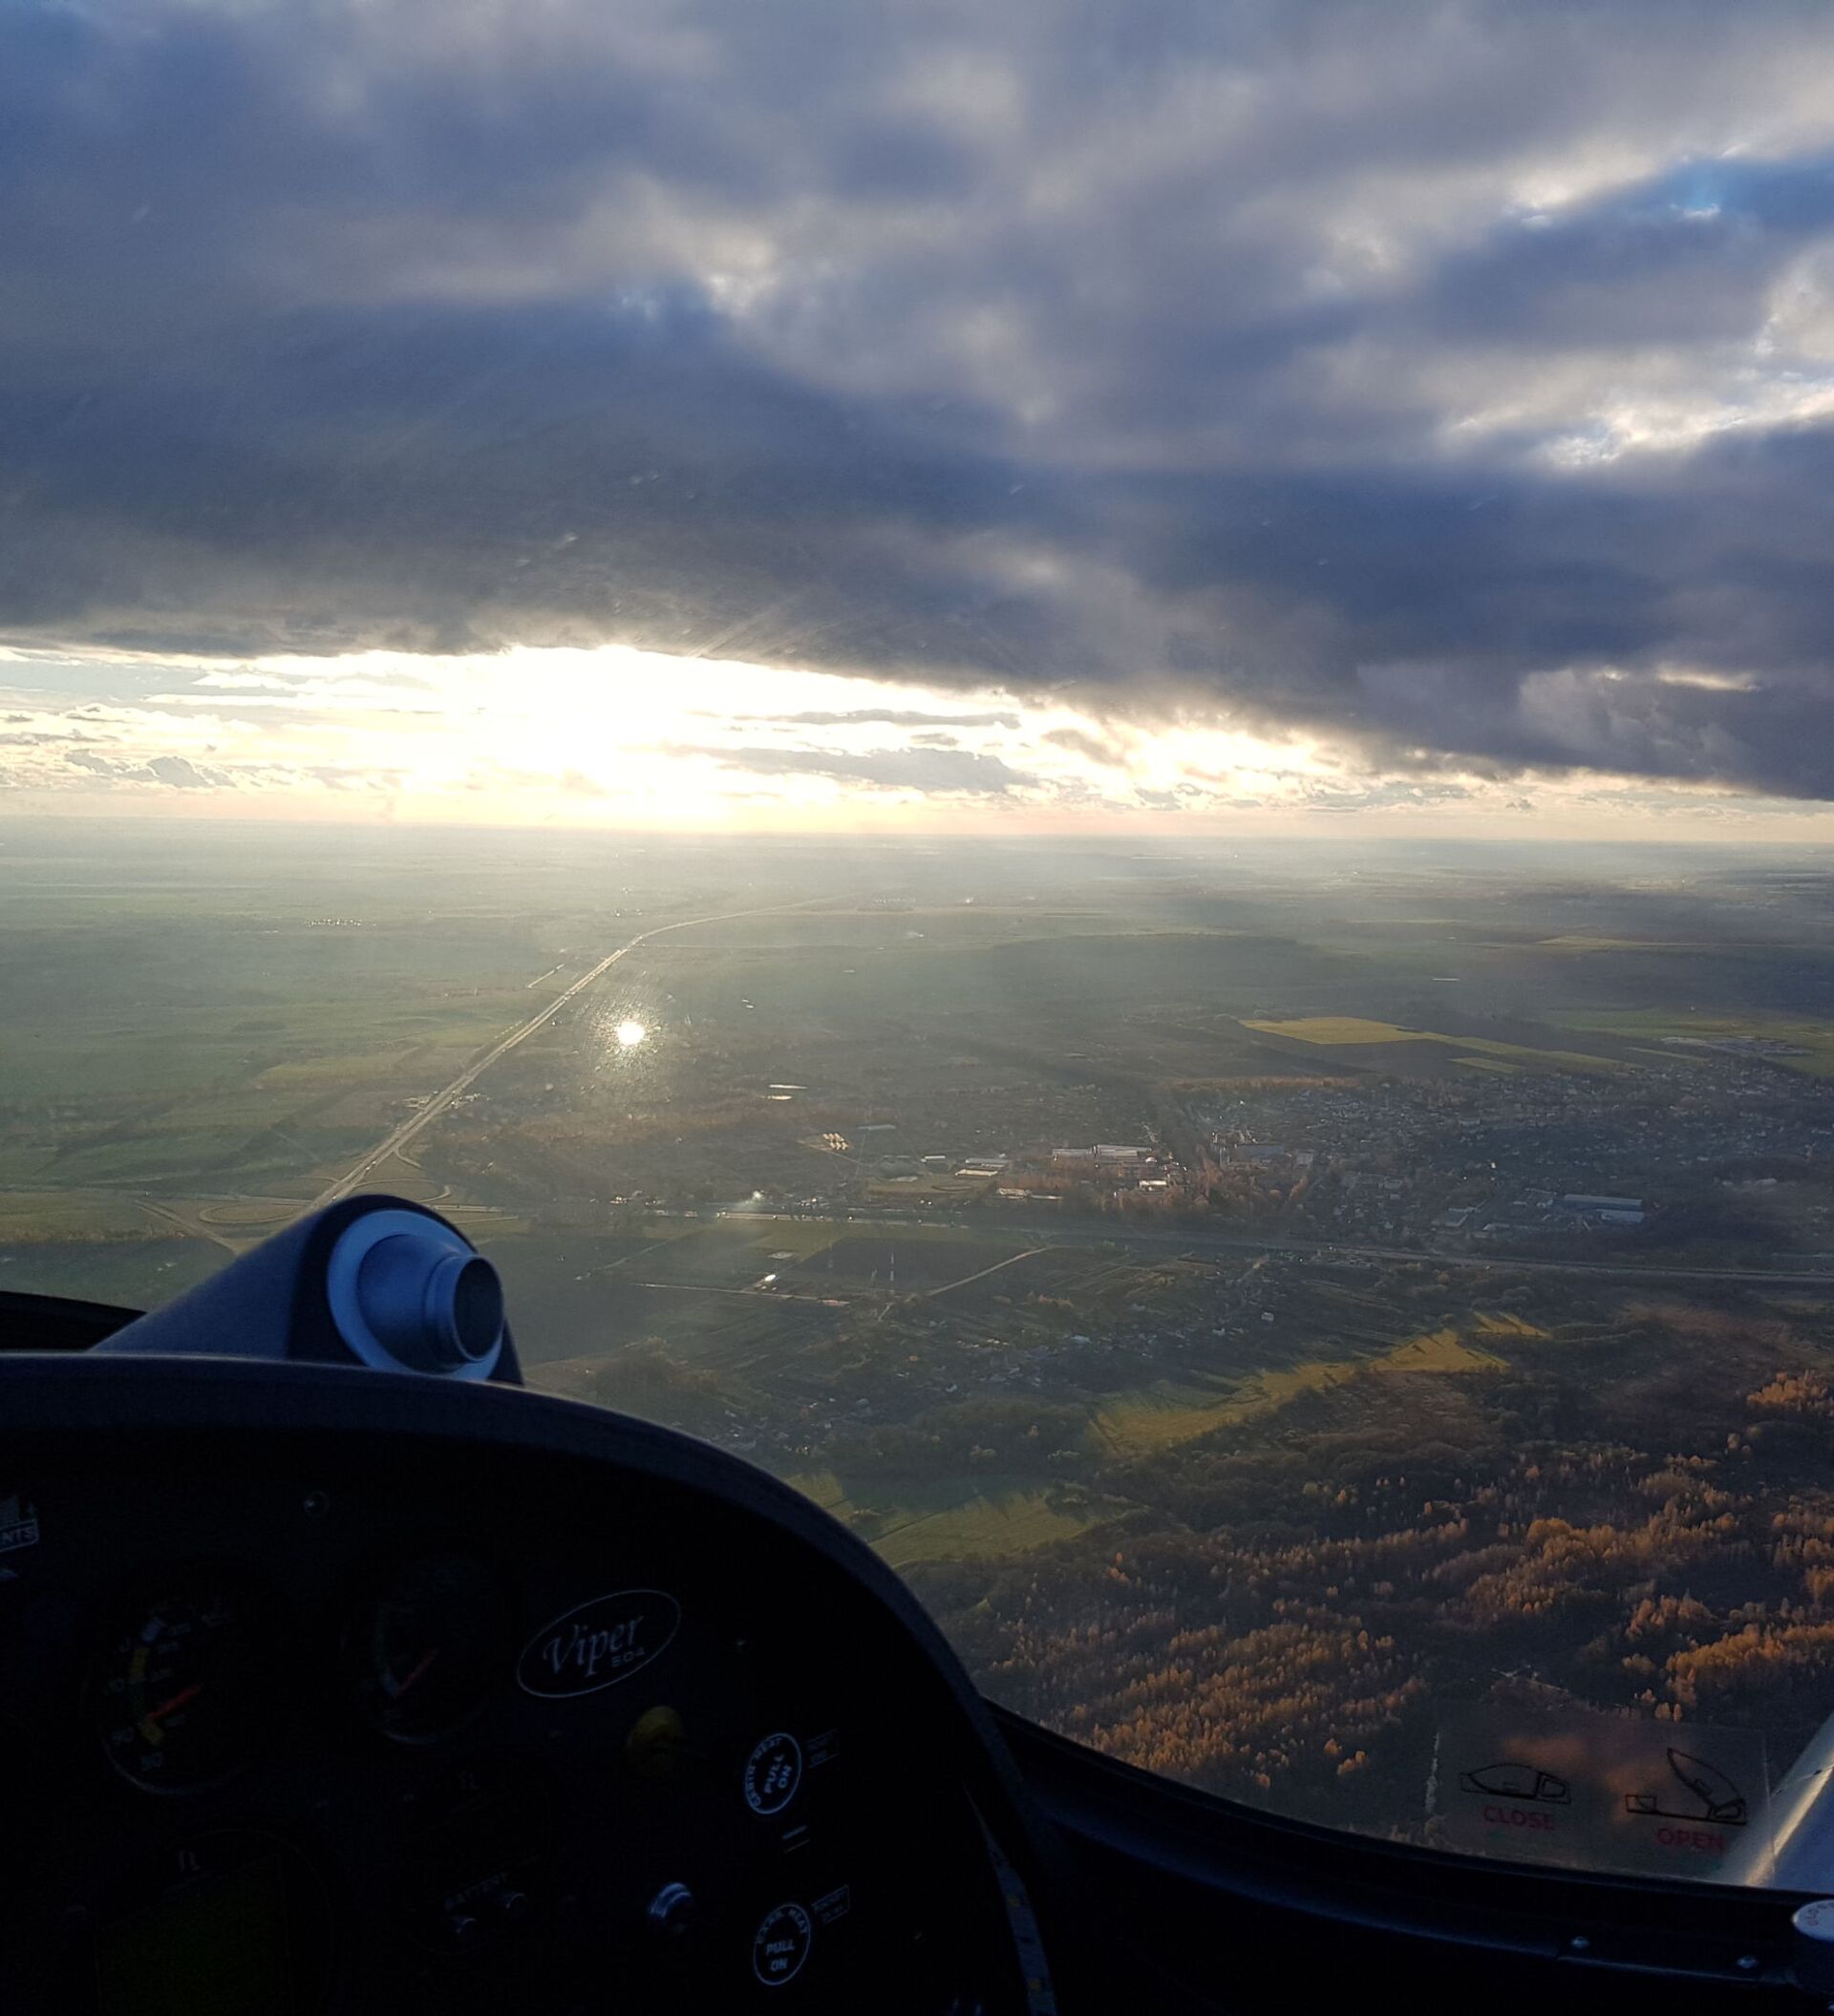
1089,1322,1511,1454
1243,1016,1627,1073
1546,1009,1834,1078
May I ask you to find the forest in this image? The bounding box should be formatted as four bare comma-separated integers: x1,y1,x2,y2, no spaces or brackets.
904,1296,1834,1844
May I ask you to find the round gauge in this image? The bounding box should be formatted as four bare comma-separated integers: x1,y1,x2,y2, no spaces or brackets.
80,1831,331,2015
348,1553,504,1742
91,1569,278,1793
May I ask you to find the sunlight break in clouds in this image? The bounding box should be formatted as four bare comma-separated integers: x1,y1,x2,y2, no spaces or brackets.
4,643,1833,840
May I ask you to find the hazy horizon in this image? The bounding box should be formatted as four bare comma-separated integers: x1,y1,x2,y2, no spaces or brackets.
7,808,1834,854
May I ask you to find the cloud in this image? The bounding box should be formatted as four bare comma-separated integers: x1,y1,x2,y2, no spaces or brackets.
145,754,223,788
666,743,1040,796
55,750,227,788
7,3,1834,796
718,709,1024,729
1044,727,1126,768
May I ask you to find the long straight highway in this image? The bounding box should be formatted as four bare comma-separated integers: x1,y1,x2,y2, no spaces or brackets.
309,903,793,1210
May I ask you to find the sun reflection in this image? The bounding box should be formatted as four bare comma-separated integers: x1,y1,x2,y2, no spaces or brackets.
615,1019,648,1049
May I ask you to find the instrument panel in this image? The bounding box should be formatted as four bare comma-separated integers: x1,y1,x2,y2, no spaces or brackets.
0,1360,1056,2014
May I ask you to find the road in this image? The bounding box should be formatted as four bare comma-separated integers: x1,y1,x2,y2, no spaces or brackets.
712,1209,1834,1289
310,903,797,1211
139,1196,242,1256
926,1246,1051,1298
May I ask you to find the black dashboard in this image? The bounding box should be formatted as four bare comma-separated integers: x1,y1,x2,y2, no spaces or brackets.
0,1357,1061,2015
4,1197,1819,2016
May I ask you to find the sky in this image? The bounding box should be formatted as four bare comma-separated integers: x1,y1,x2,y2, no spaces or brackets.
6,0,1834,836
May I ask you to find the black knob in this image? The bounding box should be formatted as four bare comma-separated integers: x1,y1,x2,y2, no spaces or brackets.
647,1882,696,1942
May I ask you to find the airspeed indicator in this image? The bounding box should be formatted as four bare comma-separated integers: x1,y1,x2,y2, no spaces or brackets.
92,1568,278,1793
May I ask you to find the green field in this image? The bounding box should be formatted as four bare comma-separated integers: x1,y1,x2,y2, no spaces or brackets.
784,1468,1117,1568
1546,1009,1834,1077
1244,1016,1626,1073
0,1238,220,1307
0,1189,160,1241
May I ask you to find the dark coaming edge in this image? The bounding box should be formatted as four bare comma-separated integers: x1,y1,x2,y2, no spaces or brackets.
0,1291,140,1352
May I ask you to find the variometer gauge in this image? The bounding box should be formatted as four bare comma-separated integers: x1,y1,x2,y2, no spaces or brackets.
347,1552,505,1743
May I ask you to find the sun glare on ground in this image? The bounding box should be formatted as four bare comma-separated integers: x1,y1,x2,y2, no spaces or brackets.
615,1019,648,1048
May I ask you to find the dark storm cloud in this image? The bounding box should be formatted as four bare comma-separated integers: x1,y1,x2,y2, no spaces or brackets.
9,1,1834,793
1418,155,1834,348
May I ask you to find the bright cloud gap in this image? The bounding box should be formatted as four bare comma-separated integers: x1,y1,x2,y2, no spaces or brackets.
0,643,1828,839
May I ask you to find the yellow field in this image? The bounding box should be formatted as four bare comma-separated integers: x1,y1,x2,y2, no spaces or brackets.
1091,1361,1376,1453
784,1470,1110,1567
1245,1016,1623,1073
1091,1324,1509,1454
1375,1326,1507,1372
1245,1016,1422,1045
871,1491,1105,1569
1090,1379,1268,1453
1475,1309,1546,1337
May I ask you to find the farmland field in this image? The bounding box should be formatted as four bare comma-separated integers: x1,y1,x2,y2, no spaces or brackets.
1546,1009,1834,1077
1243,1016,1627,1073
785,1470,1114,1569
1087,1324,1509,1454
15,823,1834,1855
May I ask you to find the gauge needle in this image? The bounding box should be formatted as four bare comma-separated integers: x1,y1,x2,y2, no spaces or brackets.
391,1647,441,1699
146,1682,203,1725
